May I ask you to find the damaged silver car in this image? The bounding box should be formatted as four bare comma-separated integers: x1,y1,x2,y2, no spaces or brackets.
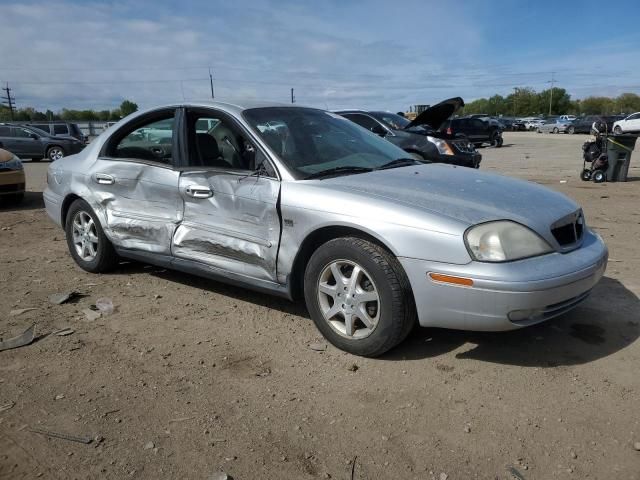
44,101,608,356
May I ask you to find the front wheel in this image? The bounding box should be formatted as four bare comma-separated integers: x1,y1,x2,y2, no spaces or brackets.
47,146,65,161
552,127,559,134
304,237,416,357
614,126,622,135
580,169,592,181
65,199,119,273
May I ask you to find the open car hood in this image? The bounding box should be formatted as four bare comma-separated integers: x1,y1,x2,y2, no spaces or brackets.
406,97,464,130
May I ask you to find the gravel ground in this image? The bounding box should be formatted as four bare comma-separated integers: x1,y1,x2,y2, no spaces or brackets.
1,131,639,479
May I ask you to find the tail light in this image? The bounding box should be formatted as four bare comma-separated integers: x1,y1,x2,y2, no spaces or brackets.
446,127,452,135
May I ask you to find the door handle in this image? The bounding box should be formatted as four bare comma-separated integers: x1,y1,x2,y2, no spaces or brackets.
186,185,213,198
94,173,115,185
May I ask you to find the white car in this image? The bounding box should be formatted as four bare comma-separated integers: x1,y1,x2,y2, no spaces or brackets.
559,115,576,122
613,112,640,134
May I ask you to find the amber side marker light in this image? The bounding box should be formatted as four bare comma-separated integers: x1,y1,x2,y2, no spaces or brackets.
428,273,474,287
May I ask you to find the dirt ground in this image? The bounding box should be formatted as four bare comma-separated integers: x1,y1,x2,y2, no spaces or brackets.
1,131,639,479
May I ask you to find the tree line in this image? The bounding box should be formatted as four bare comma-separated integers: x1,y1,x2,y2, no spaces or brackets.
462,88,640,117
0,100,138,122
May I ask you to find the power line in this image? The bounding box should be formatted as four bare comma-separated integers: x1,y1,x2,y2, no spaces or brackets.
1,82,16,120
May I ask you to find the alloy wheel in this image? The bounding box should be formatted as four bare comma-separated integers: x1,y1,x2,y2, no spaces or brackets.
72,211,99,261
48,147,64,161
317,259,380,339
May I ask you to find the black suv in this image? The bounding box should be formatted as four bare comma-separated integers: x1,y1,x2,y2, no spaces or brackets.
440,116,503,147
336,98,481,168
0,124,85,161
25,121,86,142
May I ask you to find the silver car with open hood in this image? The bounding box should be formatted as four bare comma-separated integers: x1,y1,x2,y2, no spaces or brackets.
44,101,608,356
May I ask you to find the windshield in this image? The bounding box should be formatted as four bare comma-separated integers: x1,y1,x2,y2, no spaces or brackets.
369,111,411,130
243,107,412,179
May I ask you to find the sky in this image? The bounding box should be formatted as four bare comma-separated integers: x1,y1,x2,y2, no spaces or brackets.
2,0,640,112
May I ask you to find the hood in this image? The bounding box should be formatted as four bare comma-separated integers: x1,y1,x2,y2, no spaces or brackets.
321,164,579,243
406,97,464,130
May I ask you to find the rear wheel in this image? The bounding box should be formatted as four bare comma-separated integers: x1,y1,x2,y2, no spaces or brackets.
592,170,606,183
304,237,416,357
614,125,622,135
65,199,119,273
552,127,559,134
47,146,65,161
567,126,575,134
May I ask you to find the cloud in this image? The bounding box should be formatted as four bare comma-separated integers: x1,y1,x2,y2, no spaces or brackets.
1,0,639,113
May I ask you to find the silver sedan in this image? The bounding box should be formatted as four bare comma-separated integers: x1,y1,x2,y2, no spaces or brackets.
44,101,608,356
537,118,573,134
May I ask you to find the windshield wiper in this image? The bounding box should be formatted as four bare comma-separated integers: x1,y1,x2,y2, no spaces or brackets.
304,166,373,180
375,158,421,170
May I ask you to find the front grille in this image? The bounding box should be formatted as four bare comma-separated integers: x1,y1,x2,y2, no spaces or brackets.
452,140,475,154
551,210,584,248
0,183,24,193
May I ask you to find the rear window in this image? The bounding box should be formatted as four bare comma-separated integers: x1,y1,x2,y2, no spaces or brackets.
53,124,68,135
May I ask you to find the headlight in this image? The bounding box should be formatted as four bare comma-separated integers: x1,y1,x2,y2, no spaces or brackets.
426,136,454,156
2,155,23,171
465,221,552,262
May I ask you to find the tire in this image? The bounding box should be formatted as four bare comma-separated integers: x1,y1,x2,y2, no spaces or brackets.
614,126,622,135
496,136,503,147
537,128,542,134
552,127,559,134
592,170,606,183
47,145,66,162
580,169,592,181
567,126,575,134
304,237,416,357
65,199,119,273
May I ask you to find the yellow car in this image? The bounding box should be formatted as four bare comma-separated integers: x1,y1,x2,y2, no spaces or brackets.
0,148,25,203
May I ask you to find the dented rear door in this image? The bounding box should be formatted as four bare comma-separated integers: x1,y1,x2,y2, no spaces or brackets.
173,171,281,282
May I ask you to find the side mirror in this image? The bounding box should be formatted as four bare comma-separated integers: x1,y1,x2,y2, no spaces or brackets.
371,124,387,136
30,134,38,140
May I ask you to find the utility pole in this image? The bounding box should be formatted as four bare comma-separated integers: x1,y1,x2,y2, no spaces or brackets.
547,72,556,116
513,87,518,116
209,68,215,99
1,82,16,120
291,88,295,104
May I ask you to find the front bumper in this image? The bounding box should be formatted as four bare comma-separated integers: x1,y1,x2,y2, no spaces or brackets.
399,230,608,331
0,170,26,195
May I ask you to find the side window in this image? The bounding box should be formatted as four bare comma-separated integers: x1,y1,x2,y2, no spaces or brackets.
53,124,68,135
472,119,485,129
344,114,380,132
15,128,34,138
0,126,10,136
112,116,174,164
187,112,259,172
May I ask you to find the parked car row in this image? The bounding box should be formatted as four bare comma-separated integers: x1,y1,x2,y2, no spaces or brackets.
336,98,481,169
41,99,608,357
